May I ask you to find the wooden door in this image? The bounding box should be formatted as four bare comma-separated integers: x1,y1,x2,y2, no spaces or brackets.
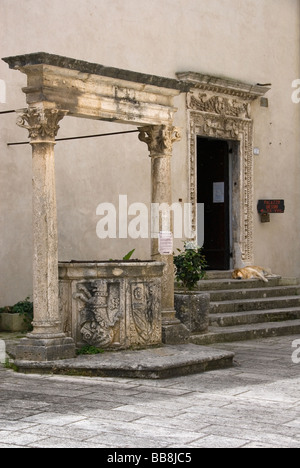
197,137,230,270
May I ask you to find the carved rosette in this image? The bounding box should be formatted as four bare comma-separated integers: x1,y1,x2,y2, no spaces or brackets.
138,125,181,156
16,107,68,143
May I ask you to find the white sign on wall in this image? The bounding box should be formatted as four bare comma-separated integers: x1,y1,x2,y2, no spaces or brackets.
159,231,173,255
213,182,225,204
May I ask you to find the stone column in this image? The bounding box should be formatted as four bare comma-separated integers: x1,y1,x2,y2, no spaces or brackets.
138,125,189,344
15,106,75,361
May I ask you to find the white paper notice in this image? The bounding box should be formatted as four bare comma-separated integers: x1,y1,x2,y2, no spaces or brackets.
213,182,225,203
159,231,173,255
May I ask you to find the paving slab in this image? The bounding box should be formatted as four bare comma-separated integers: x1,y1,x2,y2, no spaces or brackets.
0,334,299,448
13,344,235,379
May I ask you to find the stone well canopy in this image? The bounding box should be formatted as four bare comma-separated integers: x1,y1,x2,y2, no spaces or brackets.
3,52,190,125
2,52,191,361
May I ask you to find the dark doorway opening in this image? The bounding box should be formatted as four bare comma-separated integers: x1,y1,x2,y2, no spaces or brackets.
197,137,231,270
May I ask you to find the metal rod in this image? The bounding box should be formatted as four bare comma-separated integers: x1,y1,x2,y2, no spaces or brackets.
7,140,29,146
0,110,16,115
56,129,139,142
7,129,140,146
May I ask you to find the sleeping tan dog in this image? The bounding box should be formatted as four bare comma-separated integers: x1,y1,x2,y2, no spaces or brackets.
232,266,276,283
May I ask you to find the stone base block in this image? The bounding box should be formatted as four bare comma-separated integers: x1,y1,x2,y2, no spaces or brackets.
0,313,28,332
175,292,210,334
162,318,190,345
15,334,76,362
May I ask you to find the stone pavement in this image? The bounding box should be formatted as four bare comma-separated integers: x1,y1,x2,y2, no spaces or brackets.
0,335,299,448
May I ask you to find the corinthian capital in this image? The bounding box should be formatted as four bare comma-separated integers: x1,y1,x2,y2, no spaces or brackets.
16,107,68,143
138,125,181,156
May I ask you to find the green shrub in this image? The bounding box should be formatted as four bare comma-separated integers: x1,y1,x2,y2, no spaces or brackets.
0,297,33,331
174,242,208,291
76,345,104,355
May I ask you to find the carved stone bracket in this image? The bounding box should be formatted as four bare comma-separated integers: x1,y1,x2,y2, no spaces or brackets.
16,107,68,143
138,125,181,156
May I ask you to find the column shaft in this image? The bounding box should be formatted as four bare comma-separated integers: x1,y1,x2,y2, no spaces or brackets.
139,125,190,344
31,142,61,336
151,153,175,317
15,107,75,360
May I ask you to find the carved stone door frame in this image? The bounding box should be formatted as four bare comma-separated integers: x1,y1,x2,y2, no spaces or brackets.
177,73,270,268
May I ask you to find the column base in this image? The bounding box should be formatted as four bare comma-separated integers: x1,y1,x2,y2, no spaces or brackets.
162,312,190,345
15,333,76,362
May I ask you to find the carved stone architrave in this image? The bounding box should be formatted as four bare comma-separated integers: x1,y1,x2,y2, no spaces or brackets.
187,88,255,266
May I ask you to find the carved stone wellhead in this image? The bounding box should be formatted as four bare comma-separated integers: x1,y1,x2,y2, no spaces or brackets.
59,261,164,349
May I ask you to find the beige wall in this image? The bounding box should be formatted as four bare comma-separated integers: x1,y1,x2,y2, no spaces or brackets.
0,0,299,305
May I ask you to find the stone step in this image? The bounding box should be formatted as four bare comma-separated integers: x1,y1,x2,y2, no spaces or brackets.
210,295,300,314
208,285,300,302
14,344,235,379
190,319,300,345
203,270,233,280
196,277,299,291
210,307,300,327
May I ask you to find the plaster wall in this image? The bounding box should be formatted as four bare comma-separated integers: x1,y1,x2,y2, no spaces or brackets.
0,0,299,305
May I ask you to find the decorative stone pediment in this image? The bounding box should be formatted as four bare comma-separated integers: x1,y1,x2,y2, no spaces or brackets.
176,72,270,101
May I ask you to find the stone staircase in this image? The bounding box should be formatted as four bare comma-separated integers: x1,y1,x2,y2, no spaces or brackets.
190,273,300,345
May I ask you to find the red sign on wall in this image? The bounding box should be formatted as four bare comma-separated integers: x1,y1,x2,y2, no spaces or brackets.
257,200,285,214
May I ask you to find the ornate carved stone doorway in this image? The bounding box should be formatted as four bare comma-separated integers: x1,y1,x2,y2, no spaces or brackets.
177,73,270,269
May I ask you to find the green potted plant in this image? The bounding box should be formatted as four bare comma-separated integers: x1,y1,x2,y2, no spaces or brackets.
174,242,210,334
174,242,208,291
